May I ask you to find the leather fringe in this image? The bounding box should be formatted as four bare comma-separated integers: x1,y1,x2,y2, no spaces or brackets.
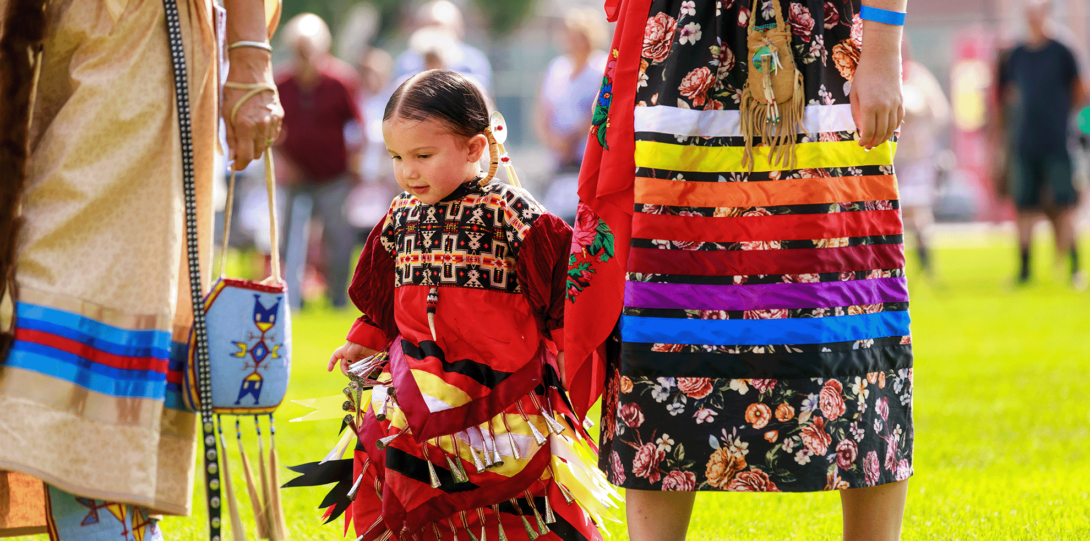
219,438,248,541
239,436,269,539
267,437,288,540
740,69,806,173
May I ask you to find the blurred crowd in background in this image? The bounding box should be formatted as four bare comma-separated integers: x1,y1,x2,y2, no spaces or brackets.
220,0,1090,308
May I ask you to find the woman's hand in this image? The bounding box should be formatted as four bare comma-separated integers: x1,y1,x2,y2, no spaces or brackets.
850,23,904,150
328,341,373,377
224,48,284,170
556,351,567,386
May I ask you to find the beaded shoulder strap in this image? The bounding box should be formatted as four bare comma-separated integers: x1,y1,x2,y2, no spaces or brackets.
162,1,223,540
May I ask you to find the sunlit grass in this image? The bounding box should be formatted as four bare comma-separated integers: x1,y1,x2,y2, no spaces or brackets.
26,231,1089,540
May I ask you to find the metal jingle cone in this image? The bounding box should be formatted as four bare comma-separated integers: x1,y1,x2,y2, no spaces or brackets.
375,431,402,450
543,493,557,524
479,426,502,468
449,435,473,479
557,481,575,504
421,445,442,489
524,491,550,533
376,396,390,421
446,518,461,541
491,504,509,541
347,473,364,501
344,414,359,435
529,394,567,435
542,410,567,436
476,508,488,541
426,459,441,489
459,512,478,541
520,515,538,540
516,402,547,445
471,427,493,468
487,431,503,467
445,453,469,484
500,414,523,460
506,430,522,460
467,439,487,473
510,498,539,540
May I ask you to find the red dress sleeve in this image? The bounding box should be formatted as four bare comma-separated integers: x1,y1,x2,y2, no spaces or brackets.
346,213,398,350
516,213,573,351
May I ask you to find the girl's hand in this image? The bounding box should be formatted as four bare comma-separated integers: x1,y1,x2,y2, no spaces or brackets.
328,341,371,377
850,24,904,150
556,351,567,387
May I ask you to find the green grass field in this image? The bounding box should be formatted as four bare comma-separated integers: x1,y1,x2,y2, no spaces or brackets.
32,230,1090,540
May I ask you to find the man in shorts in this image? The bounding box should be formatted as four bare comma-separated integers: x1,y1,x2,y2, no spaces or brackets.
1000,0,1087,288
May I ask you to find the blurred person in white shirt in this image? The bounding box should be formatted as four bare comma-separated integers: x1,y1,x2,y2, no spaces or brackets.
894,39,949,279
536,8,609,223
394,0,493,94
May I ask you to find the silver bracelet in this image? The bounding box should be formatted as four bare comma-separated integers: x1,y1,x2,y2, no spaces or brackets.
227,40,272,52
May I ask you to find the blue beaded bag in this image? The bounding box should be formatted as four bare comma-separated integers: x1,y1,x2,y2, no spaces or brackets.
166,3,291,536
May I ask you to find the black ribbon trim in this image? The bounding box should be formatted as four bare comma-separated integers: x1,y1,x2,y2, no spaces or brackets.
498,498,591,541
621,343,913,380
385,445,479,494
402,339,514,388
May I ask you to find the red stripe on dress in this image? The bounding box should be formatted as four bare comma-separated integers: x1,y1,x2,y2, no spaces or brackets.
632,209,904,243
628,243,906,276
14,328,169,374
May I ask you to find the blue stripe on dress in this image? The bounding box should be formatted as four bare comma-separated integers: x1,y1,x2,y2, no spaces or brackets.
620,311,911,346
16,303,171,355
165,341,192,412
6,343,166,399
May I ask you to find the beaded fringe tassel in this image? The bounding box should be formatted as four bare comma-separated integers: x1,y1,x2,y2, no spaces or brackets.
217,417,246,541
267,415,288,540
237,420,268,539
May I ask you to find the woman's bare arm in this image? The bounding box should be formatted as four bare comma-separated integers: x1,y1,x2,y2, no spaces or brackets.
852,0,908,150
222,0,284,169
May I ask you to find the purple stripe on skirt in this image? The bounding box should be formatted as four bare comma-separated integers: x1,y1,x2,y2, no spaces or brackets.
624,277,909,311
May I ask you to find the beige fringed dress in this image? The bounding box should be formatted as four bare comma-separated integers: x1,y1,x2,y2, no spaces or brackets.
0,0,218,518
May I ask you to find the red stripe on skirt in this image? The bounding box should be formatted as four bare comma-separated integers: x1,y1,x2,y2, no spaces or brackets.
632,209,904,243
629,243,906,276
15,328,169,374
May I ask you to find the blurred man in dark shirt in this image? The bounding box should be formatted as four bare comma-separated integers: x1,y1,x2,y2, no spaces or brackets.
276,14,363,308
999,0,1087,288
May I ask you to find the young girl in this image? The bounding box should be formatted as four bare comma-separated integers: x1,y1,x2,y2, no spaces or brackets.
305,70,612,541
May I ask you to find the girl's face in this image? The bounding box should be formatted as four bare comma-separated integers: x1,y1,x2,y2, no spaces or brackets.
383,116,487,205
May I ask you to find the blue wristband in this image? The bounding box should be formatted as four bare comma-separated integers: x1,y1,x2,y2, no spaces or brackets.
860,5,906,26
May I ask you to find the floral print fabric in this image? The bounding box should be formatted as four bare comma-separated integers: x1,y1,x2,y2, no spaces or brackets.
595,0,914,493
